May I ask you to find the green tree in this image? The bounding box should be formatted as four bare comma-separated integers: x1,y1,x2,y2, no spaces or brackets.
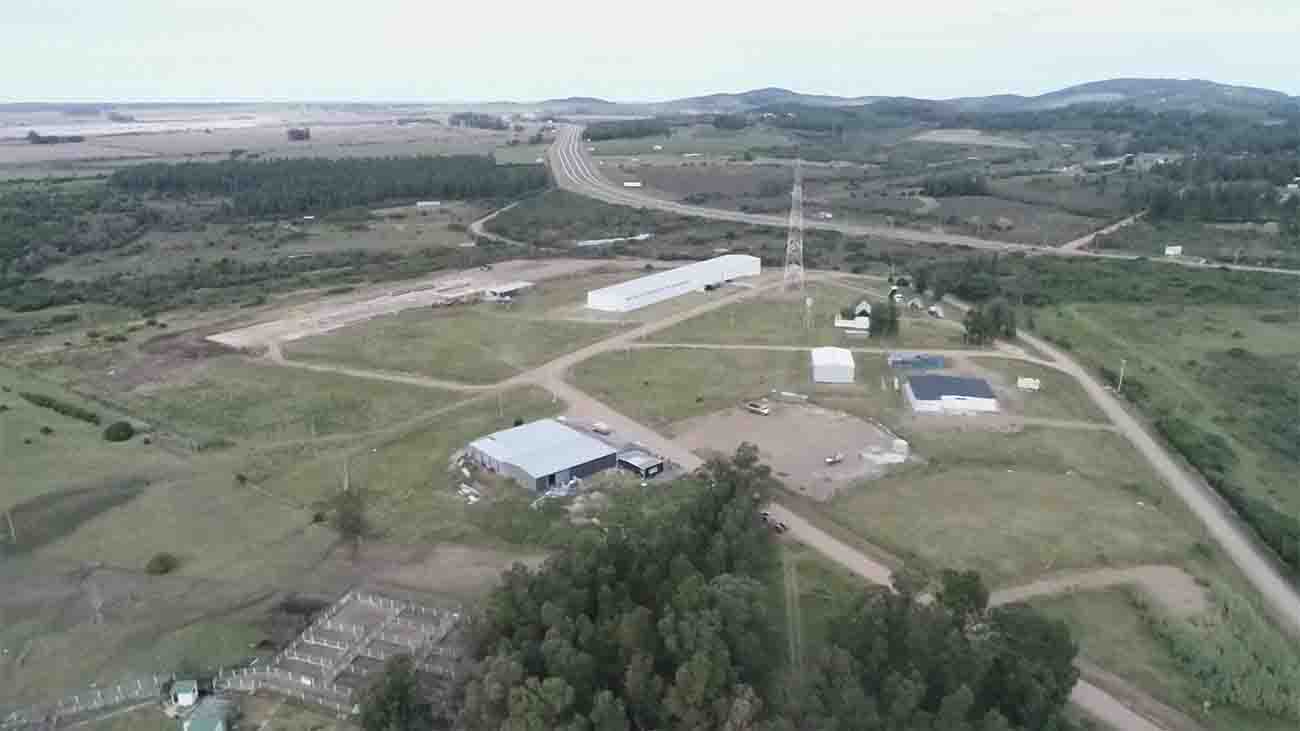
331,487,367,559
359,655,433,731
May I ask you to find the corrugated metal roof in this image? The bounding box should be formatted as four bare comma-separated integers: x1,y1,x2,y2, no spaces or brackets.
908,375,995,400
587,255,760,301
470,419,616,479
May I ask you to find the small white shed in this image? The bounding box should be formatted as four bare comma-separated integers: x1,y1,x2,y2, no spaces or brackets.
811,347,855,384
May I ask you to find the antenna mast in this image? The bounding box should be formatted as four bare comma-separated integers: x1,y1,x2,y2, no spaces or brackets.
782,159,805,293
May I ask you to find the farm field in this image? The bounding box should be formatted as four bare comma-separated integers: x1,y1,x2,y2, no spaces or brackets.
588,124,797,157
988,173,1131,217
818,427,1205,585
1033,304,1300,517
924,195,1106,246
122,355,467,442
282,307,626,384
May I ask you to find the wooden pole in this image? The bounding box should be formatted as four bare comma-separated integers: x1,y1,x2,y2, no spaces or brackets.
5,510,15,545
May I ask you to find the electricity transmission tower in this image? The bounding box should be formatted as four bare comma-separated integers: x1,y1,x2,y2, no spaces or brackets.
782,159,805,293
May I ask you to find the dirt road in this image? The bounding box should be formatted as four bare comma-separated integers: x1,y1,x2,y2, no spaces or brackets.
991,565,1207,617
1060,212,1144,251
1018,329,1300,637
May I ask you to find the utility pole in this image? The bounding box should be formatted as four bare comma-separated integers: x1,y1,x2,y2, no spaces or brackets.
1117,358,1127,394
783,159,805,294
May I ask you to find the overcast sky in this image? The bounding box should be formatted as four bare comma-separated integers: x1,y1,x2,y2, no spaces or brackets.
7,0,1299,102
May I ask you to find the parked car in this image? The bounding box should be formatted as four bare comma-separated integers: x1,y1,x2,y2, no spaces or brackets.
590,422,612,435
744,401,771,416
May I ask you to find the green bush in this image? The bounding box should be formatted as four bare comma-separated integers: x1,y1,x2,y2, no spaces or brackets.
18,391,100,425
145,552,180,575
103,421,135,442
1151,583,1300,718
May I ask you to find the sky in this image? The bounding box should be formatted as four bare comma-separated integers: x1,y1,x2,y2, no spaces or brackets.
7,0,1300,102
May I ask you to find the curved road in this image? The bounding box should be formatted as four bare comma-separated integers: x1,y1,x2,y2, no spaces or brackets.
549,124,1300,277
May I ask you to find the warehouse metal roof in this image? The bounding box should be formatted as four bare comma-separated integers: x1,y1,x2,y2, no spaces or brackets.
470,419,616,479
587,255,760,302
907,375,996,401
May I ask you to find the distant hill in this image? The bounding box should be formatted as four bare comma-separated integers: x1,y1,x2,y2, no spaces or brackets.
528,78,1296,118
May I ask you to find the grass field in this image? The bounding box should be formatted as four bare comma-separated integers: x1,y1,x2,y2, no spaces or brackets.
1033,304,1300,518
974,357,1110,423
988,173,1132,217
571,346,902,433
282,308,625,384
0,365,186,511
126,356,466,442
263,386,564,545
644,280,969,349
1033,590,1296,731
818,427,1203,585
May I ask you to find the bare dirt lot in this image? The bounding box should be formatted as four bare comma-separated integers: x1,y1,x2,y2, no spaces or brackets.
208,259,623,349
674,402,899,500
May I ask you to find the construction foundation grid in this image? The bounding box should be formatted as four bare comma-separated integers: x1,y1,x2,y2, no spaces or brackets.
215,590,466,716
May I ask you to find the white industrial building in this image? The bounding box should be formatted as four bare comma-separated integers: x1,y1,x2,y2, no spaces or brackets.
905,375,1000,414
467,419,618,491
811,347,856,384
585,255,761,313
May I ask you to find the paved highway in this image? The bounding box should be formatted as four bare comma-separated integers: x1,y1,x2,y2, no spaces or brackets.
548,125,1300,277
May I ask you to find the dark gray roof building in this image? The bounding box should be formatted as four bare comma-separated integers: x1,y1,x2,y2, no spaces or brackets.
907,375,995,400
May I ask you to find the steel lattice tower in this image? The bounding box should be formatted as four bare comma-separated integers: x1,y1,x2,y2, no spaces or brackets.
783,159,805,292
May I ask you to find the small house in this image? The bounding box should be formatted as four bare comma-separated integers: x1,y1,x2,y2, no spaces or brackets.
618,449,665,479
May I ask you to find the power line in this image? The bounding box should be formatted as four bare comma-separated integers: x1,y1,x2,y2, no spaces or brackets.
783,159,805,294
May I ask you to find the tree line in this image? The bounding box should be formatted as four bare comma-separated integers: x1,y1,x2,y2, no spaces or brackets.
583,119,672,141
449,112,509,130
922,174,990,198
1134,181,1285,223
108,155,548,218
0,184,154,276
394,446,1084,731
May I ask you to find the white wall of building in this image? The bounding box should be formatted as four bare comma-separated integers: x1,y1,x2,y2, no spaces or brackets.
905,386,1000,414
586,255,761,313
811,347,855,384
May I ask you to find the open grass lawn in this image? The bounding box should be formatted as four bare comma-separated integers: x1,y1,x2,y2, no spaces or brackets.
820,428,1203,585
126,356,466,443
1033,590,1297,731
263,386,564,545
644,280,969,349
1034,304,1300,518
0,365,186,511
571,347,903,434
975,357,1110,423
283,307,625,385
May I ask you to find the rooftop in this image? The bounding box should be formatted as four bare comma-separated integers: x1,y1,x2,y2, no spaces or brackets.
470,419,616,479
618,449,664,470
587,254,760,300
908,374,996,401
810,346,855,367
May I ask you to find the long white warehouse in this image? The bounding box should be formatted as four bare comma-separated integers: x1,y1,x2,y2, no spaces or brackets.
586,255,761,313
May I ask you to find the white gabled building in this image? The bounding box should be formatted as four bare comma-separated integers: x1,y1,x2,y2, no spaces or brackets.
586,255,761,313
